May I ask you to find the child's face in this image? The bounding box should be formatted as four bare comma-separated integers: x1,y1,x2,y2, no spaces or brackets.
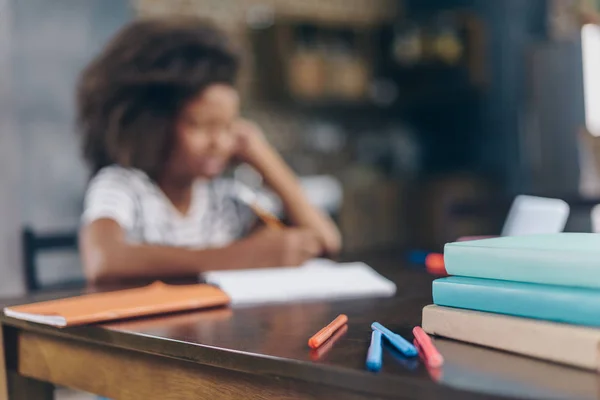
169,84,240,179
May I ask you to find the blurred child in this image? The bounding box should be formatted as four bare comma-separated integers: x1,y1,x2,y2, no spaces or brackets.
77,18,341,283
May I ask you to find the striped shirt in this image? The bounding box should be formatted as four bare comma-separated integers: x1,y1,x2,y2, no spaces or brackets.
81,166,255,249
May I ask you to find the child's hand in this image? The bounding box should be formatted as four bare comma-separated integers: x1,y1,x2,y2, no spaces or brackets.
246,227,322,267
232,119,271,166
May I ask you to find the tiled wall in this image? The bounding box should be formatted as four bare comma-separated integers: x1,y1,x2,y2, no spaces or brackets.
0,0,23,296
12,0,132,231
0,0,133,293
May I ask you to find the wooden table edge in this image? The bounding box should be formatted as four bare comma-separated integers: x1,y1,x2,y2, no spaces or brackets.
0,315,510,400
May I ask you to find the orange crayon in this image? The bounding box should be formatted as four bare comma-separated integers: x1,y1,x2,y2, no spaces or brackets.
309,324,348,360
308,314,348,349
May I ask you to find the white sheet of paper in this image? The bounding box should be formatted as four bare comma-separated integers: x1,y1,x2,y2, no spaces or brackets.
203,259,396,305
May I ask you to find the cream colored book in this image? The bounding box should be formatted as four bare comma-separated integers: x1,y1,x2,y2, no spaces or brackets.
422,305,600,371
436,339,599,400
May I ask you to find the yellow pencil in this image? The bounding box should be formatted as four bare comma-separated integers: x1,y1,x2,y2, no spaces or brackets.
249,203,285,229
234,182,285,229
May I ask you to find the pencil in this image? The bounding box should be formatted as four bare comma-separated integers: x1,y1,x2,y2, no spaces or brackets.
249,203,285,229
234,182,285,229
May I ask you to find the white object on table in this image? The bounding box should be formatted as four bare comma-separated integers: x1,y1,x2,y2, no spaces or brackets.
590,204,600,233
501,195,569,236
203,259,396,305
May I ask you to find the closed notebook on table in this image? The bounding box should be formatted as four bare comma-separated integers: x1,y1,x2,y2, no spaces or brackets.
444,233,600,289
3,281,230,327
422,305,600,371
432,276,600,326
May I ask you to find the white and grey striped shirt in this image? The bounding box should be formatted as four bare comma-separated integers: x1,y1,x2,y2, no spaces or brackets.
81,166,255,249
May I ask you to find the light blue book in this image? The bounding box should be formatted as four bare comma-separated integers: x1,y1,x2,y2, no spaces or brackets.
433,276,600,326
444,233,600,289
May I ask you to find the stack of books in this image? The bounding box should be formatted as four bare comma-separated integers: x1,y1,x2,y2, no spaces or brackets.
422,233,600,371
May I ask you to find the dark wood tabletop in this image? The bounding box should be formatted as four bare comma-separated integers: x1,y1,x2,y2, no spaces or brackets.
1,251,598,400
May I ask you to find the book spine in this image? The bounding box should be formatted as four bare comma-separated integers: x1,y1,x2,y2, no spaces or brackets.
443,244,600,289
422,305,599,371
432,277,600,327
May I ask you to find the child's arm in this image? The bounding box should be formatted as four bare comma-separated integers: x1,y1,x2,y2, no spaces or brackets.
80,219,321,283
234,120,342,256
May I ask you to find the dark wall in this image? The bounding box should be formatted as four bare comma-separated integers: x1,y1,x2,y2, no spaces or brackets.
403,0,584,197
1,0,132,291
474,0,548,194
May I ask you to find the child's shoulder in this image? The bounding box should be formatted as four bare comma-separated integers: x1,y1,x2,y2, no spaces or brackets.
88,165,149,190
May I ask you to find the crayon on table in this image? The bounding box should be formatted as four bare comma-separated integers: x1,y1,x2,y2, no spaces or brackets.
371,322,417,357
413,340,443,382
310,324,348,361
308,314,348,349
413,326,444,368
425,253,447,276
407,250,430,264
366,330,383,372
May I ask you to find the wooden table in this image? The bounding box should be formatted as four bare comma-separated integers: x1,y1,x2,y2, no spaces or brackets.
0,253,598,400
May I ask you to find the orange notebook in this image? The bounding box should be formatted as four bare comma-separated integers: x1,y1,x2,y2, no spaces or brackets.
2,281,230,327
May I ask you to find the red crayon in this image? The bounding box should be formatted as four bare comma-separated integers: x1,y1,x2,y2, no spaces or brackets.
413,326,444,368
425,253,447,276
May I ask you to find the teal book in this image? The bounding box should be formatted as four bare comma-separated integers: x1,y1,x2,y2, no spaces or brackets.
444,233,600,289
433,276,600,326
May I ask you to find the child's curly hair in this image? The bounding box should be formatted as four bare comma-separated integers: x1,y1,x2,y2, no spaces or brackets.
77,17,240,178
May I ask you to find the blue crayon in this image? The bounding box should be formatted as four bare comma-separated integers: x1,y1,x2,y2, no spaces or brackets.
372,322,418,357
366,330,383,372
408,250,429,264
